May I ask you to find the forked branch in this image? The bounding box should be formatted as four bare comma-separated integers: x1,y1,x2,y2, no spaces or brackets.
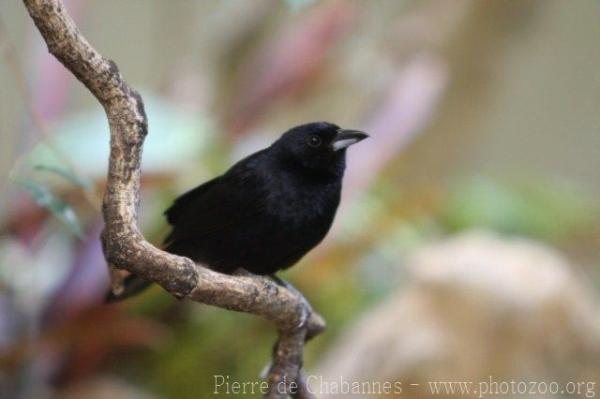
22,1,324,397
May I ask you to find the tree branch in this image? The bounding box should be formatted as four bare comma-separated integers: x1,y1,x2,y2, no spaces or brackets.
22,1,325,397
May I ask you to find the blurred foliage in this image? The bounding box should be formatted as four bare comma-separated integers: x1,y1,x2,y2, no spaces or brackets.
442,177,596,242
285,0,317,12
33,164,93,190
1,0,599,398
24,96,216,178
11,177,83,238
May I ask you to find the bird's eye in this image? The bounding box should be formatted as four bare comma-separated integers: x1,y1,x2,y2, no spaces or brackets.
308,135,322,147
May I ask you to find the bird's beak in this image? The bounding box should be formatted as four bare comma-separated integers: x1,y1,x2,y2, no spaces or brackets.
332,129,369,151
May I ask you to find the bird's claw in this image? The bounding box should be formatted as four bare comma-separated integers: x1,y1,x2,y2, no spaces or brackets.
297,302,310,329
260,361,272,379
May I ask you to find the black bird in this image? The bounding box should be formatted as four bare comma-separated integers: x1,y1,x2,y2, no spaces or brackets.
106,122,368,301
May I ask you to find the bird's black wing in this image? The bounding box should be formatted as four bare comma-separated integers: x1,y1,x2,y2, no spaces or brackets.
164,176,221,225
162,151,269,250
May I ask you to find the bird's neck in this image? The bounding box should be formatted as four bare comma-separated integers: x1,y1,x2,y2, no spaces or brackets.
273,151,346,182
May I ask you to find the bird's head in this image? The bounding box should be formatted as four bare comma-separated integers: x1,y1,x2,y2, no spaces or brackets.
272,122,368,177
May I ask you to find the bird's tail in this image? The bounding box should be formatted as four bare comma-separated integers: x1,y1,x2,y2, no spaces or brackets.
104,273,153,303
104,239,181,303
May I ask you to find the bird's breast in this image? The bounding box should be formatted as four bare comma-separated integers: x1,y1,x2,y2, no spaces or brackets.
262,174,341,230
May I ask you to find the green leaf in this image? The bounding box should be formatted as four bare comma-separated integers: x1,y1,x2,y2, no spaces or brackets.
12,178,84,238
33,164,92,189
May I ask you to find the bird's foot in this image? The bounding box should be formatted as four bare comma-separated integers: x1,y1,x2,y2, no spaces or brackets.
260,361,272,379
267,275,312,329
232,268,253,277
297,302,311,329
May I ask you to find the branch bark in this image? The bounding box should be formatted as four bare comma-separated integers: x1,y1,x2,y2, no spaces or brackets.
22,1,324,397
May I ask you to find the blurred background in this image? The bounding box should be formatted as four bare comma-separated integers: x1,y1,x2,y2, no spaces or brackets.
1,1,599,398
